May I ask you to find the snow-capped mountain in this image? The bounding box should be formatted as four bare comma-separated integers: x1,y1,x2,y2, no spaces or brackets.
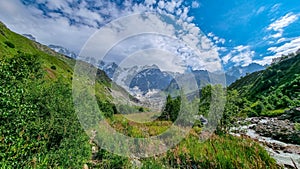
227,63,265,79
110,64,174,95
44,43,266,95
48,45,78,59
98,61,119,79
99,61,263,97
129,67,173,93
22,34,36,41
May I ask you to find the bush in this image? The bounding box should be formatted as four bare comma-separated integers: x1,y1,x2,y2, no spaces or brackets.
0,53,90,168
4,41,15,48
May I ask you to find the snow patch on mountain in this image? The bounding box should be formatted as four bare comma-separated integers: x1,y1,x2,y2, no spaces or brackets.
48,44,78,59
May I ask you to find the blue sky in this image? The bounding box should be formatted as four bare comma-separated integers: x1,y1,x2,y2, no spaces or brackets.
0,0,300,71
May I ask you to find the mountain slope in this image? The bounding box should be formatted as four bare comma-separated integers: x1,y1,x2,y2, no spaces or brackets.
227,63,265,79
229,53,300,115
0,21,119,168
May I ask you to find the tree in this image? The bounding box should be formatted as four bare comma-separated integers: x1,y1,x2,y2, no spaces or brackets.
159,94,181,122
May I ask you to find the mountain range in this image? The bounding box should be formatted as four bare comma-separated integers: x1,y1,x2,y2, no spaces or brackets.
19,35,266,95
40,43,266,95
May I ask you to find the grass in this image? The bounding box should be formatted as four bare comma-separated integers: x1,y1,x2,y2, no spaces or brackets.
123,112,161,123
87,113,280,169
261,109,288,117
108,113,172,137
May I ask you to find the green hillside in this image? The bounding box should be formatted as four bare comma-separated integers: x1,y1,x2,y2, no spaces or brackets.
0,21,117,168
229,54,300,116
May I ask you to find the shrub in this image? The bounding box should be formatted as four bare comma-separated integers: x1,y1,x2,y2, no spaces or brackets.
4,41,15,48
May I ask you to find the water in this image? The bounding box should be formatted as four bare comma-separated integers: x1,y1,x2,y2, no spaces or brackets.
230,118,300,168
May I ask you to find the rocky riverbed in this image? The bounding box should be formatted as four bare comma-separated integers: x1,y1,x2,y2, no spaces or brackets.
230,108,300,168
247,117,300,145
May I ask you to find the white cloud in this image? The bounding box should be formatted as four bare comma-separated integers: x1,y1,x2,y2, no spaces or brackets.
253,56,276,66
0,0,96,53
222,45,255,66
235,45,249,52
191,1,200,8
268,13,298,31
268,36,300,56
158,1,165,9
44,0,69,10
277,38,286,43
207,32,214,37
222,53,232,64
81,13,222,72
207,32,226,45
267,12,299,39
145,0,156,6
0,0,224,72
270,31,283,39
165,1,177,13
256,6,265,15
254,37,300,66
270,3,281,13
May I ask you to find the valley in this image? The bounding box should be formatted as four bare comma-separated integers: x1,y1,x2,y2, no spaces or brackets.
0,8,300,169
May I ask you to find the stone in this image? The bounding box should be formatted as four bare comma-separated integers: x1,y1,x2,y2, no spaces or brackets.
83,164,89,169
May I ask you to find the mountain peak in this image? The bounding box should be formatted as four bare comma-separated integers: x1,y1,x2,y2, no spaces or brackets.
22,34,36,41
48,44,78,59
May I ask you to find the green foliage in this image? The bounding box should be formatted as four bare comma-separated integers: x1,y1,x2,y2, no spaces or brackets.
229,53,300,116
91,149,131,168
0,53,42,167
159,94,181,122
97,99,117,118
295,123,300,131
0,53,90,168
219,90,244,132
199,84,212,116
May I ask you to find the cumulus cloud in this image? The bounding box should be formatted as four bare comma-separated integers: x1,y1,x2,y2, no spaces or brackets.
0,0,96,53
222,45,255,67
0,0,223,72
207,32,226,45
80,13,222,72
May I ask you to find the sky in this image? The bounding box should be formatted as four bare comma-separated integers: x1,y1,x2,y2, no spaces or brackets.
0,0,300,71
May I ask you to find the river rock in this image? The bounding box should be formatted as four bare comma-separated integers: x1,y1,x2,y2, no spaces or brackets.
253,117,300,144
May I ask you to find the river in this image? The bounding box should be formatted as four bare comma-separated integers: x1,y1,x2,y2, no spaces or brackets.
230,117,300,168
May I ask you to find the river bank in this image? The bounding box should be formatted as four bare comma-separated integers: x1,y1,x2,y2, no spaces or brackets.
230,115,300,168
